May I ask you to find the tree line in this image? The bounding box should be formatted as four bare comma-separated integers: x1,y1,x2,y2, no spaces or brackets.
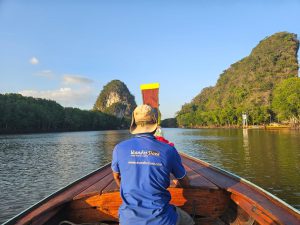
0,94,128,134
176,77,300,127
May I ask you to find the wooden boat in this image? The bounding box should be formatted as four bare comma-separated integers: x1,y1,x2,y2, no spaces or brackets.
265,123,291,130
3,153,300,225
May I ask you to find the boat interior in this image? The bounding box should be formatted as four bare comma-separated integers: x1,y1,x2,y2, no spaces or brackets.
6,154,300,225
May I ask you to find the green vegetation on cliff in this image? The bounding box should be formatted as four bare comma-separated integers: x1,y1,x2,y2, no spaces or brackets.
177,32,299,127
272,77,300,124
0,94,122,134
93,80,137,119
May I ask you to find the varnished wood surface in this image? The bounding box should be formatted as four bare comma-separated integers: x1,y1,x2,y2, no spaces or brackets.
73,172,114,199
184,164,219,189
73,155,220,198
68,188,229,223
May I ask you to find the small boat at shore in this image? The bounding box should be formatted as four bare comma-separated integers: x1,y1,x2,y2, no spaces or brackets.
265,123,291,130
3,153,300,225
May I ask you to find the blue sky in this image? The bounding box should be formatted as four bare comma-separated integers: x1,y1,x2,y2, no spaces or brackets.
0,0,299,118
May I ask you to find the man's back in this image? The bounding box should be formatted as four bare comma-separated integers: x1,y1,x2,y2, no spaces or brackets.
111,133,186,225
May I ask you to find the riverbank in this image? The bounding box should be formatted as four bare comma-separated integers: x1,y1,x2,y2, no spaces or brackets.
175,123,299,130
0,127,127,135
3,123,299,135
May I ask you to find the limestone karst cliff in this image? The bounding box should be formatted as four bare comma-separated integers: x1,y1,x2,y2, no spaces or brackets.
93,80,137,118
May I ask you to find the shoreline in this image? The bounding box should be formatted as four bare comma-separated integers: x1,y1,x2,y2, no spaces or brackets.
0,128,127,136
1,125,299,135
165,125,299,130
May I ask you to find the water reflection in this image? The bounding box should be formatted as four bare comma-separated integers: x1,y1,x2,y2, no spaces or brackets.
242,128,251,166
0,129,299,223
242,128,249,150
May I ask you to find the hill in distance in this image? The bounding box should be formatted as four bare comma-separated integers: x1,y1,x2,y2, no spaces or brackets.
93,80,137,119
177,32,299,127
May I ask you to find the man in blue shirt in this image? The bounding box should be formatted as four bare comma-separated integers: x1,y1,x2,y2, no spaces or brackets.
111,104,195,225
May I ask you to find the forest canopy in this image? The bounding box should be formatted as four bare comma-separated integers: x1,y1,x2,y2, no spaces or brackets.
0,94,124,134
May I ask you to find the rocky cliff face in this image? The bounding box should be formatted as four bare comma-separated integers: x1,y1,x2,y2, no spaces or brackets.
93,80,137,118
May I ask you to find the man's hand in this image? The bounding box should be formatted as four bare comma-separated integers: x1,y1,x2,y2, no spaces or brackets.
113,172,121,188
176,175,190,188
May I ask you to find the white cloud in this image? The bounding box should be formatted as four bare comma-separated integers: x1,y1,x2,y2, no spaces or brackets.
19,86,96,109
29,57,39,65
21,72,97,109
35,70,54,79
63,74,94,85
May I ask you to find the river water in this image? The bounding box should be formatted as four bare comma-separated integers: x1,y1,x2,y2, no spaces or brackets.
0,128,299,223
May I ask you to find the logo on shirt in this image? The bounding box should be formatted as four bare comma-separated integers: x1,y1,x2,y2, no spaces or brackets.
128,161,162,166
130,150,160,157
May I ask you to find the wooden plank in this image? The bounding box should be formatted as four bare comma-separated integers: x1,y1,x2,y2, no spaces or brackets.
68,193,121,223
7,165,112,225
30,206,63,225
68,188,229,223
75,165,212,194
76,173,180,195
181,156,236,187
180,154,300,225
74,172,114,200
169,188,229,218
102,179,120,193
67,206,118,223
183,164,219,189
94,165,216,190
231,194,275,225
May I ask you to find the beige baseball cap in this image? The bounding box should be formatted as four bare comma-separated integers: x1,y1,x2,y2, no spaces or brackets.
130,104,158,134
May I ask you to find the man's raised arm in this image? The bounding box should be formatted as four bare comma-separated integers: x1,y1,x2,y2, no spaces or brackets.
173,175,190,188
177,175,190,187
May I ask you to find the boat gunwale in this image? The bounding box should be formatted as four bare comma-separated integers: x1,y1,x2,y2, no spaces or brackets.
2,163,111,225
180,152,300,215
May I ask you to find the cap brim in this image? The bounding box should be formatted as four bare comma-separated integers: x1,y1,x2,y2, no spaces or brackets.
130,123,158,134
129,108,158,134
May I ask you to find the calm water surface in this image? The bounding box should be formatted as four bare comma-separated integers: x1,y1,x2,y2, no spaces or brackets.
0,128,299,223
